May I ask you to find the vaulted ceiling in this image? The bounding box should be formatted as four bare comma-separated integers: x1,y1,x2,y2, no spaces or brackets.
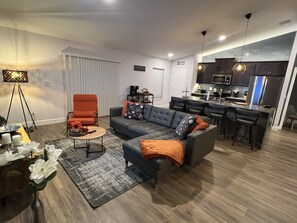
1,0,297,60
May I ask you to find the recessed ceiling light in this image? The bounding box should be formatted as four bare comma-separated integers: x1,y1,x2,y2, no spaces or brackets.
103,0,116,4
245,52,250,56
219,35,226,41
168,53,174,58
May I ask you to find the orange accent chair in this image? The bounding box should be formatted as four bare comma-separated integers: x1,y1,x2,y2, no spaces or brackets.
67,94,98,129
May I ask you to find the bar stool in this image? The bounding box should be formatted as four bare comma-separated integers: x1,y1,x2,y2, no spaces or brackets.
186,100,205,115
208,104,227,137
169,97,187,112
232,108,260,150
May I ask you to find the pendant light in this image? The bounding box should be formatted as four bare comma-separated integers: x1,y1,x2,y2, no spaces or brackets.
233,13,252,73
197,30,207,72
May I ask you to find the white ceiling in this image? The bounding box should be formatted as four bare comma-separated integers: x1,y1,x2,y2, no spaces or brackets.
1,0,297,60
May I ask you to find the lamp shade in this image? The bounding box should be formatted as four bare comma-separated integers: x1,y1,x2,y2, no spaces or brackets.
232,62,247,73
197,63,205,72
2,70,28,83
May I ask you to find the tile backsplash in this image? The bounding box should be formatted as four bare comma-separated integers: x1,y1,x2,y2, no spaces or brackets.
196,84,249,97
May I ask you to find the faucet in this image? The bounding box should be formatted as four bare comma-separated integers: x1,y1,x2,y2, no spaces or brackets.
219,89,223,103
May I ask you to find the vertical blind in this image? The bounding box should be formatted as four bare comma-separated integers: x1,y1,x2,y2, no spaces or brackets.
62,55,120,116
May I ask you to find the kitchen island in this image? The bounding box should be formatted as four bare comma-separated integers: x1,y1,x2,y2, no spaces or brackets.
170,96,275,149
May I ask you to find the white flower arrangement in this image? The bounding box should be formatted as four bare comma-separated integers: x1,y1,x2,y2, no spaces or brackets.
0,141,62,192
28,144,62,192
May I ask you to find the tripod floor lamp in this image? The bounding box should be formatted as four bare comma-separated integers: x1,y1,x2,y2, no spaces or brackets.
3,70,37,138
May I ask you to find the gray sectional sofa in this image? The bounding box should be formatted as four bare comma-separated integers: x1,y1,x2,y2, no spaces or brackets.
110,105,217,188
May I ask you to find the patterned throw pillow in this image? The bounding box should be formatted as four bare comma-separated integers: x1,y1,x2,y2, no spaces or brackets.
175,114,196,139
125,103,144,120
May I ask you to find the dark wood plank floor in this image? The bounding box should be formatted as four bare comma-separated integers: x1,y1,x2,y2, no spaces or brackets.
1,117,297,223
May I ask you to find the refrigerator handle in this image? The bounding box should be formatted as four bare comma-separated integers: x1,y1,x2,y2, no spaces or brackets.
259,77,268,106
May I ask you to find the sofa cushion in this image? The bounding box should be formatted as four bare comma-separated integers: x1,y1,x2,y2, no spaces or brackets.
175,114,196,139
171,111,188,129
110,116,146,134
147,107,175,128
143,104,153,120
127,121,168,137
73,110,95,118
125,103,144,120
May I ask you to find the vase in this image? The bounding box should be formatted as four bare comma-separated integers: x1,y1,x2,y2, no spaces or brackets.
32,192,41,209
31,192,46,223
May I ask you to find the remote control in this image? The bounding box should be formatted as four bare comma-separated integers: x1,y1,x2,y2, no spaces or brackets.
88,130,96,134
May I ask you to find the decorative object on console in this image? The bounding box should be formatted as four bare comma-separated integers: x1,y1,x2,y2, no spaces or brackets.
232,13,252,73
130,85,139,95
3,70,37,138
197,31,207,72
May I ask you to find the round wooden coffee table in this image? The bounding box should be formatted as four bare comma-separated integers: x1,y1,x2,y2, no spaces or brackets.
69,126,107,157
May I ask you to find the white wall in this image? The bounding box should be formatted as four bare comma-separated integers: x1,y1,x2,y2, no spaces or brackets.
0,26,172,125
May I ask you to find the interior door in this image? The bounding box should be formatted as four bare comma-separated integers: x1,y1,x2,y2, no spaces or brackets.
170,67,189,98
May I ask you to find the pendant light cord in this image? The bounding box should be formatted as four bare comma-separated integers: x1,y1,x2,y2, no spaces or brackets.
239,13,252,63
200,31,207,63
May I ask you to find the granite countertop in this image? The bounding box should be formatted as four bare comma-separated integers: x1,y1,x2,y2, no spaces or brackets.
225,96,246,101
188,96,275,114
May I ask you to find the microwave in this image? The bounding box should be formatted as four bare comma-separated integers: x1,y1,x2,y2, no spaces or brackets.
212,74,232,85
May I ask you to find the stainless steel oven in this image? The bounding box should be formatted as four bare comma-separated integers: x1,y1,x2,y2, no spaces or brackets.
212,74,232,85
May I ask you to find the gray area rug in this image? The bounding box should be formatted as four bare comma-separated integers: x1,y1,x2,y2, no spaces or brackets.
48,130,148,208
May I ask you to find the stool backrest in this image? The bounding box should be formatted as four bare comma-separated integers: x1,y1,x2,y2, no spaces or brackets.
209,104,227,116
187,100,205,113
235,108,259,124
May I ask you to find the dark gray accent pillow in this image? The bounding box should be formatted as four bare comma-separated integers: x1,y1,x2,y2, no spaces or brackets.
125,103,144,120
175,114,196,139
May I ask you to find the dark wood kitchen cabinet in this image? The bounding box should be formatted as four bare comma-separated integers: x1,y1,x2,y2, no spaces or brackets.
215,58,235,74
232,62,256,87
196,63,215,84
254,61,288,76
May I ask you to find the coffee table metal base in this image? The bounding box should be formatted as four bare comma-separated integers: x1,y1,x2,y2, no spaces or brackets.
73,136,104,157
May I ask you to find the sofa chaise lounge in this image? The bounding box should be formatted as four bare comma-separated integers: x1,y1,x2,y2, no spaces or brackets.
110,105,217,188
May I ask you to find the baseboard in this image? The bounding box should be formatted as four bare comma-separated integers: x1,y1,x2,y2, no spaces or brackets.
26,117,66,126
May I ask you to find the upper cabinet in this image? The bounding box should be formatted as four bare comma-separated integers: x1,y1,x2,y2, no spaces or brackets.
197,60,288,86
254,61,288,76
214,58,235,74
196,63,215,84
232,63,256,87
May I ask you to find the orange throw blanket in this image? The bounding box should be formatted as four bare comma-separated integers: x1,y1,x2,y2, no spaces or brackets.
140,139,184,167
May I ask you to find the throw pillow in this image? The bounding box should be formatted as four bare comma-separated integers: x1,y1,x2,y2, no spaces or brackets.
191,115,209,132
73,110,95,118
125,103,144,120
121,100,131,116
175,114,196,139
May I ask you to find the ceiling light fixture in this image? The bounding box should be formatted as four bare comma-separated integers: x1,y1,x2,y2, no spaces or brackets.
233,13,252,73
197,30,207,72
219,35,226,41
168,53,174,58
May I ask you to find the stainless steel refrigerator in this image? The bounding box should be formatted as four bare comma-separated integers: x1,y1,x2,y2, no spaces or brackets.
246,76,284,107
